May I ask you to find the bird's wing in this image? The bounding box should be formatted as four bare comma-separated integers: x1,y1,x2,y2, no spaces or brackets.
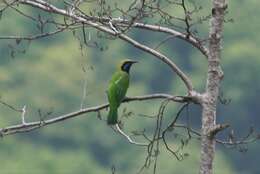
108,72,129,106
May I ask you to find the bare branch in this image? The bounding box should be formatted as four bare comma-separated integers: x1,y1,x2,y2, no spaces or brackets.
165,122,259,150
1,0,19,13
14,0,197,92
73,14,209,57
67,0,83,15
75,11,209,57
174,123,201,137
140,99,170,174
0,99,23,113
3,0,37,21
129,22,209,58
216,137,259,146
0,93,187,137
161,103,190,161
0,27,67,40
208,123,230,138
21,105,27,125
170,124,260,149
118,33,194,91
216,127,260,147
153,35,176,50
113,124,147,146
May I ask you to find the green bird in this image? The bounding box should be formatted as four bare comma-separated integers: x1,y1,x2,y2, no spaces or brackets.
107,59,138,125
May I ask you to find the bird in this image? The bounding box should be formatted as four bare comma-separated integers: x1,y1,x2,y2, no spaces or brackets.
107,59,138,125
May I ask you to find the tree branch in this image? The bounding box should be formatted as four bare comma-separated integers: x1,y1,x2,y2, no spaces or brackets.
168,123,260,148
0,27,67,40
0,93,187,137
16,0,194,92
208,123,230,138
49,2,209,57
84,18,209,57
113,124,148,146
118,33,194,91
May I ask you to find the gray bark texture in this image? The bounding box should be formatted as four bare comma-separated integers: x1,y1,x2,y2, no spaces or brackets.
199,0,227,174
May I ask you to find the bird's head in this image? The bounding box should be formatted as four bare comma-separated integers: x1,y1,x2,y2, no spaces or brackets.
119,59,138,73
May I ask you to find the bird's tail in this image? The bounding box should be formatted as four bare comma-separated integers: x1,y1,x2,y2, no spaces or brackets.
107,107,118,125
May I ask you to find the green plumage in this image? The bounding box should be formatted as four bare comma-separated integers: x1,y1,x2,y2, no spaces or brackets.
107,71,129,124
107,59,137,125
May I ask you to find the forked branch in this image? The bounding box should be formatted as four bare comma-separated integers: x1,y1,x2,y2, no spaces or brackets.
14,0,195,91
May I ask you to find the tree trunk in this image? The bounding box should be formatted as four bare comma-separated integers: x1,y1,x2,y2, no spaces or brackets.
199,0,227,174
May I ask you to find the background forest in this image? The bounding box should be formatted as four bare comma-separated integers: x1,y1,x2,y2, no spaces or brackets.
0,0,259,174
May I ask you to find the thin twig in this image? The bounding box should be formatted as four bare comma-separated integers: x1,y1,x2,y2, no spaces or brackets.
0,100,23,113
0,27,67,40
161,103,190,160
113,124,147,146
21,105,27,125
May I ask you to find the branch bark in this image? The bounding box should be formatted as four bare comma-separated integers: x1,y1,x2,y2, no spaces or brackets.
199,0,227,174
0,93,187,137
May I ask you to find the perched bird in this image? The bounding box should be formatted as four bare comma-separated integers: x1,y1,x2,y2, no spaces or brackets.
107,59,138,125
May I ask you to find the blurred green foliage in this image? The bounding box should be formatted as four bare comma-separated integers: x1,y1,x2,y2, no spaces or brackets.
0,0,259,173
